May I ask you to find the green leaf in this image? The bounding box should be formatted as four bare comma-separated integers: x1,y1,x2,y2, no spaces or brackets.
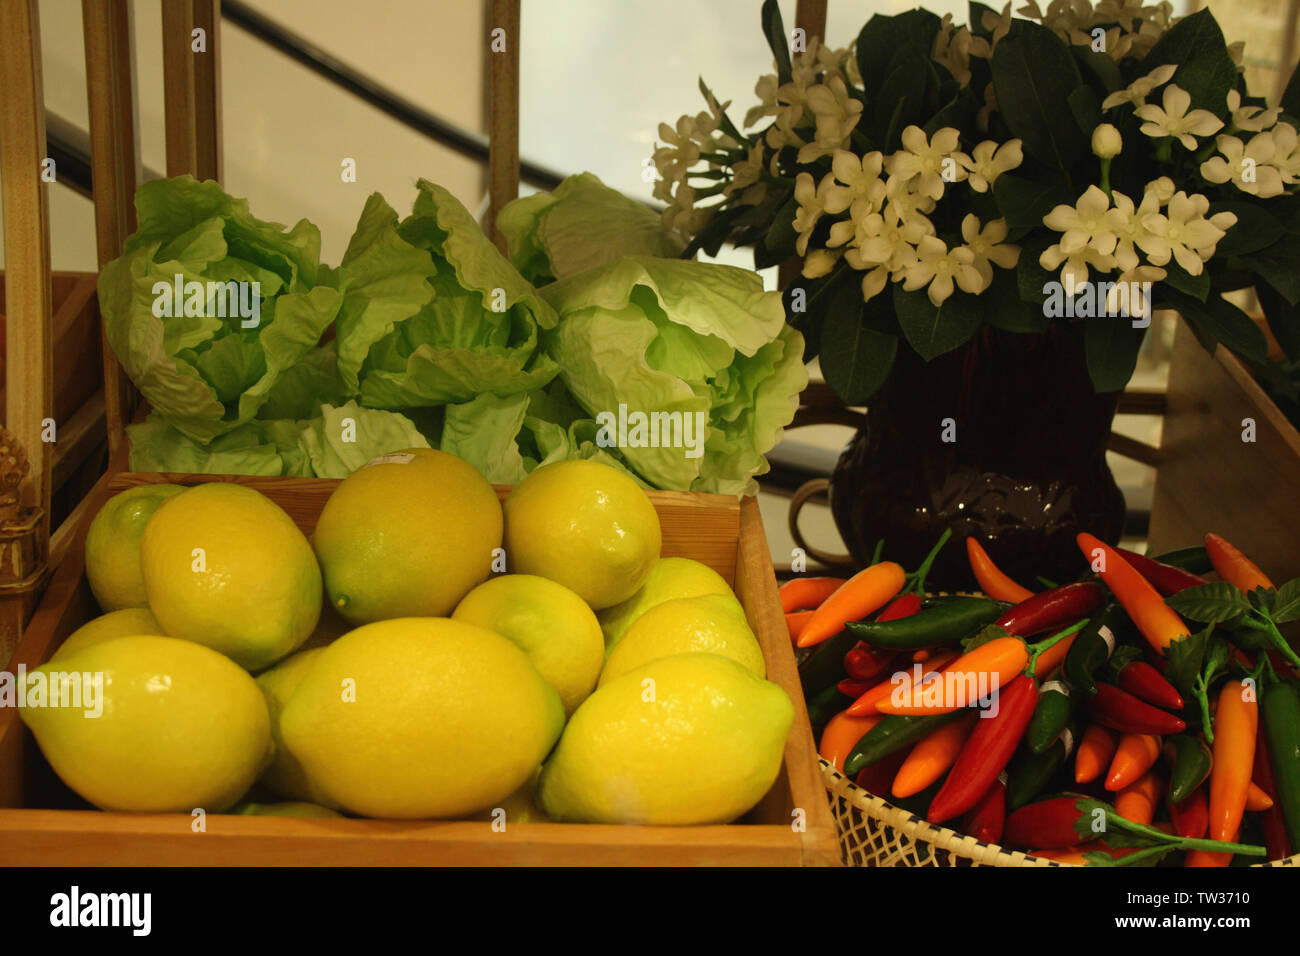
1067,85,1103,140
1164,625,1216,700
1143,9,1237,115
991,22,1086,170
994,175,1073,235
1255,281,1300,362
1162,260,1211,302
893,286,983,361
1071,45,1123,95
1167,290,1270,365
819,305,898,405
1016,232,1056,305
1272,578,1300,623
760,0,792,84
874,52,934,149
857,10,942,96
1167,582,1252,624
985,270,1049,333
1210,202,1284,258
1084,318,1145,392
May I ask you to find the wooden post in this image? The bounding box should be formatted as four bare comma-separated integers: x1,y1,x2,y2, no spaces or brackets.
795,0,828,50
487,0,520,254
82,0,139,459
162,0,223,181
0,0,54,663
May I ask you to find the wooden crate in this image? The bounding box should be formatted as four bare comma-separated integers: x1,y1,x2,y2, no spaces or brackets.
0,473,840,867
1149,321,1300,580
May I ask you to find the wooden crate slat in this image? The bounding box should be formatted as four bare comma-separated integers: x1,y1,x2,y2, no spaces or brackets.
162,0,222,180
487,0,520,253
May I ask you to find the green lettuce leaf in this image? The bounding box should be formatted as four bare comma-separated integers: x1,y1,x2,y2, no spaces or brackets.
297,401,430,478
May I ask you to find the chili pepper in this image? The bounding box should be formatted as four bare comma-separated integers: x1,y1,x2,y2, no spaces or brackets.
785,609,815,642
805,684,851,731
1063,602,1131,697
845,597,1008,650
1115,660,1185,711
779,576,847,613
912,649,931,662
1077,533,1191,654
1115,767,1164,826
1198,679,1258,867
1106,733,1162,791
1007,720,1077,811
1253,707,1292,860
1116,547,1207,596
1150,545,1213,575
1075,724,1117,784
965,536,1033,602
797,562,906,648
844,651,959,716
843,643,896,681
1034,629,1081,680
843,708,967,775
1168,785,1209,839
836,678,874,698
1262,677,1300,853
1164,735,1213,805
927,675,1037,823
819,711,882,771
872,636,1029,716
1246,780,1274,812
796,586,921,699
1027,843,1146,864
1086,682,1186,735
1027,679,1074,754
892,711,977,799
877,592,924,621
994,582,1105,638
963,775,1008,845
1204,532,1274,594
853,746,911,797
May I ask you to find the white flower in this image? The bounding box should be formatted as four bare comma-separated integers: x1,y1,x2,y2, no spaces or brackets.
653,117,701,182
1106,264,1166,316
1101,63,1176,111
1200,133,1286,198
1226,90,1280,134
745,74,781,128
802,248,840,279
1040,242,1116,293
1140,191,1237,276
970,2,1013,58
824,150,887,215
1043,185,1119,256
1071,26,1133,62
723,142,766,198
797,75,864,164
660,182,706,237
887,126,966,201
902,236,983,306
1270,122,1300,184
793,172,838,256
959,215,1019,288
1106,187,1162,272
933,15,977,86
1148,175,1176,204
1091,123,1122,159
1134,84,1224,150
884,173,939,226
959,139,1023,192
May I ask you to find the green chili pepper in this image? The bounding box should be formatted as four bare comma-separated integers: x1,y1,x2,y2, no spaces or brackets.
843,710,967,776
1027,678,1075,754
1006,719,1077,810
1063,602,1132,697
1150,546,1213,575
1262,678,1300,851
798,628,863,699
845,597,1008,650
1166,733,1213,804
805,684,851,732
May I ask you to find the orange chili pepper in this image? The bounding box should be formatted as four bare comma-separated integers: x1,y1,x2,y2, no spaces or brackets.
1197,679,1259,866
1106,733,1161,791
1075,724,1118,784
1246,780,1274,812
1204,533,1274,593
779,576,848,613
891,711,978,798
1115,767,1164,825
1076,533,1189,654
965,537,1033,603
785,609,815,642
873,637,1030,716
845,651,959,716
818,711,882,771
796,563,905,648
1034,631,1079,679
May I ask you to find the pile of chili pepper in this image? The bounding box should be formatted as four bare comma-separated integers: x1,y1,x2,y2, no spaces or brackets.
785,529,1300,867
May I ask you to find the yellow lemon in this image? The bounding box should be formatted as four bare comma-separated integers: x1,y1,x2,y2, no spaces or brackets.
19,636,272,812
453,574,604,714
469,767,550,824
538,653,793,825
84,484,185,610
312,448,502,624
279,617,564,819
597,557,733,649
504,460,660,610
51,608,164,662
600,593,765,685
140,482,322,671
254,647,340,807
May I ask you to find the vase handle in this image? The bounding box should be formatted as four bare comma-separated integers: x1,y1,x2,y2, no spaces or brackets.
788,479,856,570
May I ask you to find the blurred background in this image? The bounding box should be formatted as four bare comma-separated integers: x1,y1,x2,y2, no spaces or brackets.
2,0,1297,561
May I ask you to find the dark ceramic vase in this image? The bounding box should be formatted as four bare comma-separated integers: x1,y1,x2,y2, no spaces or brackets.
829,325,1126,590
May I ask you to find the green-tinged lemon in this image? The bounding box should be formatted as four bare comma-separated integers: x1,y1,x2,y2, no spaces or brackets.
141,483,322,670
597,557,733,649
538,653,792,825
312,448,502,624
84,484,186,610
504,460,660,610
51,608,164,662
453,574,603,714
19,636,272,812
254,647,339,807
233,801,342,818
600,593,765,685
279,618,564,819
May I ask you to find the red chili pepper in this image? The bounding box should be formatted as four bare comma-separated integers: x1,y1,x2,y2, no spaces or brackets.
877,592,924,622
844,643,896,681
993,582,1106,638
1252,712,1291,861
1168,786,1209,840
1116,548,1208,596
837,678,874,698
853,746,911,797
1086,682,1187,735
962,776,1007,845
1116,660,1185,711
927,675,1037,823
1004,796,1092,850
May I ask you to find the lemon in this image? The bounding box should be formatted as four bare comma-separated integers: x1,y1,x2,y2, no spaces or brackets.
233,801,342,819
470,767,550,824
600,593,765,685
19,636,272,812
453,574,603,714
312,448,502,624
51,608,164,662
538,653,793,825
141,483,322,671
597,557,733,649
254,648,339,807
279,618,564,819
84,484,186,610
504,460,661,610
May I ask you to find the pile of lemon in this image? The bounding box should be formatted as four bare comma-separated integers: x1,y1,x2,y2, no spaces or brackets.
22,453,793,825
